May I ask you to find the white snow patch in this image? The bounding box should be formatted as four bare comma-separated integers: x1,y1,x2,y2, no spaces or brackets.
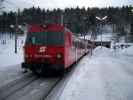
0,33,27,87
58,46,133,100
121,46,133,56
30,89,40,95
92,46,113,57
0,34,26,69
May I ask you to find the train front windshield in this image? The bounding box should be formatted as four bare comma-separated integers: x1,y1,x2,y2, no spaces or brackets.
26,32,64,46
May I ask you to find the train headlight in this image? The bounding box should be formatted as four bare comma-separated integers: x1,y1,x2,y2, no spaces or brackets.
56,53,62,59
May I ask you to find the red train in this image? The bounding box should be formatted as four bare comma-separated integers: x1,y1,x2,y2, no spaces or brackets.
22,24,91,74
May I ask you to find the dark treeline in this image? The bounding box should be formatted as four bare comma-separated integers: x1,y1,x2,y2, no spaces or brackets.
0,6,133,34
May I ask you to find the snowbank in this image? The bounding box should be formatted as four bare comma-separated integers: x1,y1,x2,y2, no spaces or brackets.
121,46,133,56
92,46,113,57
57,45,133,100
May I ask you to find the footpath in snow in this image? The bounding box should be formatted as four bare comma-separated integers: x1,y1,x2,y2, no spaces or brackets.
57,46,133,100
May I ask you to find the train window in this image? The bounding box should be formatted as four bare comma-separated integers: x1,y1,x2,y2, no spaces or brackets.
46,32,64,45
31,37,36,44
26,32,64,45
26,32,44,45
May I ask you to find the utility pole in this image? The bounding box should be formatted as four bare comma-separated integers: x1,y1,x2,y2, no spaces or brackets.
15,8,20,53
61,11,64,26
131,9,133,34
0,6,5,39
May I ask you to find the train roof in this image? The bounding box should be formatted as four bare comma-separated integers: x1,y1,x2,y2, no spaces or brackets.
28,24,70,33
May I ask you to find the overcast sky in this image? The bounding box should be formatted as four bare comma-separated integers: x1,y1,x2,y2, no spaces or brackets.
33,0,133,8
1,0,133,11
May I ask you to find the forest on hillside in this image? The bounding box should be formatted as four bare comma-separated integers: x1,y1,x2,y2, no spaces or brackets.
0,6,133,35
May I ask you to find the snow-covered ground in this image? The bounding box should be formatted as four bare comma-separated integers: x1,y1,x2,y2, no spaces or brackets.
57,46,133,100
0,34,25,68
0,33,133,100
0,34,26,87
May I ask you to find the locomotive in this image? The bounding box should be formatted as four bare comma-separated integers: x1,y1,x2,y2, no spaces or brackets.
22,24,90,74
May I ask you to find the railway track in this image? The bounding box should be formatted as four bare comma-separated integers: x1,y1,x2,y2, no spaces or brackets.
0,73,38,100
0,55,88,100
40,77,62,100
0,72,63,100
